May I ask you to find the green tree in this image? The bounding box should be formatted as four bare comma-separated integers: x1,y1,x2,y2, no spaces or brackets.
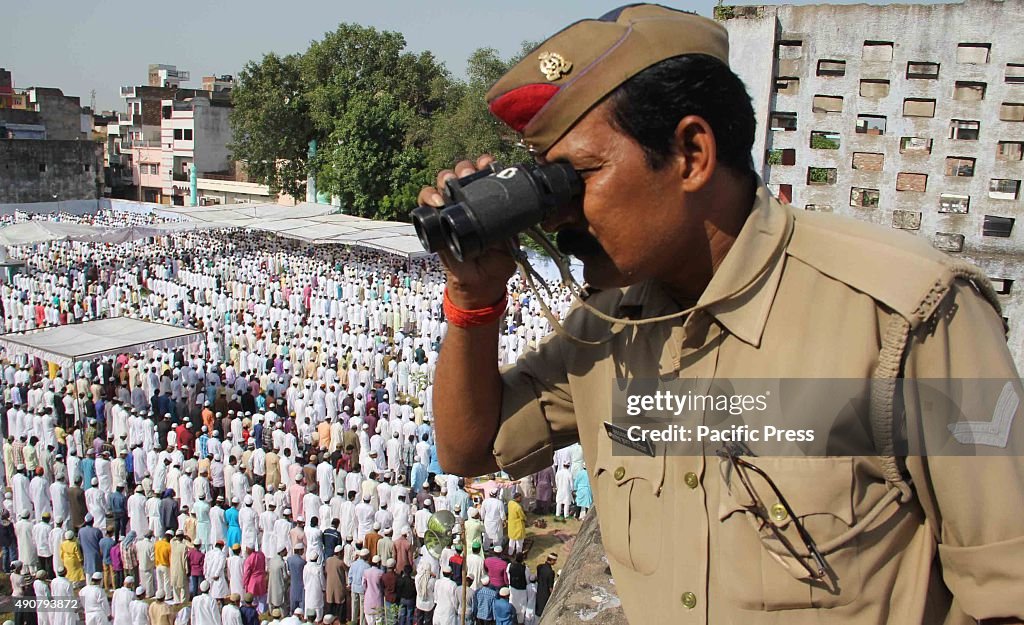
230,24,452,217
230,26,543,221
424,43,538,174
228,53,312,199
301,24,452,219
314,91,419,219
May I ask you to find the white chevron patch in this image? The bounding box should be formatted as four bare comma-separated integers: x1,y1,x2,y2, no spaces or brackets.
948,381,1019,448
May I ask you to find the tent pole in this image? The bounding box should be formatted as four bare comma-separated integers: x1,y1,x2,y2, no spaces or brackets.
71,357,82,430
461,516,468,625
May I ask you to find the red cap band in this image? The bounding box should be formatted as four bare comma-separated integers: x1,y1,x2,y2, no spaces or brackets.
488,83,560,133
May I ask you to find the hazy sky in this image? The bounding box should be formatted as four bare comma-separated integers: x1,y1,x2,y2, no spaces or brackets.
8,0,949,112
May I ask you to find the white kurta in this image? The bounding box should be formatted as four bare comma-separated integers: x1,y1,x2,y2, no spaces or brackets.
51,577,76,625
481,497,505,544
190,594,221,625
129,598,149,625
33,579,52,625
432,577,460,625
302,560,324,611
221,604,243,625
204,549,230,599
15,518,37,567
111,587,134,625
227,554,244,597
79,584,111,625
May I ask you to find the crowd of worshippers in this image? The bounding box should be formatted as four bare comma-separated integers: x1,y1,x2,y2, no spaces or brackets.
0,351,585,625
0,225,566,374
0,219,593,625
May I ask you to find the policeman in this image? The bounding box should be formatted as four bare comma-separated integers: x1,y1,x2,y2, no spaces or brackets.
422,4,1024,624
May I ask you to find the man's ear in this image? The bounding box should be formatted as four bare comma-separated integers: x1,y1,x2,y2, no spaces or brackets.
672,115,717,193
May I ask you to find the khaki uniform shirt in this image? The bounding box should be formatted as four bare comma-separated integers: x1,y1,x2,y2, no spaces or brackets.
493,185,1024,624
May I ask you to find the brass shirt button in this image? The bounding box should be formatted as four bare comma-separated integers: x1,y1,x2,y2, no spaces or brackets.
684,472,699,489
770,503,788,521
681,591,697,609
613,466,625,480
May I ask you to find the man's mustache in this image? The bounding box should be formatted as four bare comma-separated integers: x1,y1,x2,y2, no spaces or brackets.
556,230,605,258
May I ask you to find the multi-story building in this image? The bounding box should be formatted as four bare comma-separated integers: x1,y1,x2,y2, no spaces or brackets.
719,0,1024,368
0,68,13,109
148,64,190,89
0,68,101,202
106,65,240,200
201,74,234,93
156,94,233,205
24,88,91,141
105,84,179,193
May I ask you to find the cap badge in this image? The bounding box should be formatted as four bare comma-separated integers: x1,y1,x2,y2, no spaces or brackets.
538,52,572,82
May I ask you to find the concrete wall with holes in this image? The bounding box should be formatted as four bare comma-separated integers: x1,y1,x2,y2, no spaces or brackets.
722,0,1024,370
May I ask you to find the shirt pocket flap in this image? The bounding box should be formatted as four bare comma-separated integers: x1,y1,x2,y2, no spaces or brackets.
594,435,666,497
717,457,855,528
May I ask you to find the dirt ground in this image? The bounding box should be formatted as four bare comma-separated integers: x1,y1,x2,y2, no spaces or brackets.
522,512,583,574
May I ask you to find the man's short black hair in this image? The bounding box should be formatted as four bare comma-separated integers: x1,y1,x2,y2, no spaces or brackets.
608,54,755,174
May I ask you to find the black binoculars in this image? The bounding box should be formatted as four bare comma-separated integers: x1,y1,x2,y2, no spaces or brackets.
410,162,583,262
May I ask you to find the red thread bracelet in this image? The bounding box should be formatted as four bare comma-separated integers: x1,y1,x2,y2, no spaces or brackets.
443,288,508,328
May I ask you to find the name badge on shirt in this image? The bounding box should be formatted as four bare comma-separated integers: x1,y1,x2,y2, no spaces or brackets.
603,421,655,457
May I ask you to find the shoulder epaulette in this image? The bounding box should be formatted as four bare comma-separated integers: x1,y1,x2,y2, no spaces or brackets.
786,209,993,329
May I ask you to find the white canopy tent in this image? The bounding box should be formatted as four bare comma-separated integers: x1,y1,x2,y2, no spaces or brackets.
157,201,337,225
0,220,219,248
159,202,431,258
0,200,431,258
0,317,203,367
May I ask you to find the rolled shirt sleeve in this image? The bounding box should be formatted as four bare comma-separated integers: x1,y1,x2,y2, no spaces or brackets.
903,279,1024,620
494,328,578,478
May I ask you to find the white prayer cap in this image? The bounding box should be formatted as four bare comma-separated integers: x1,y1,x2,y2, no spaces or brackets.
499,587,511,597
424,499,432,506
65,531,74,539
91,572,103,581
135,586,145,596
481,576,490,586
200,580,210,592
372,522,381,530
372,555,381,564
